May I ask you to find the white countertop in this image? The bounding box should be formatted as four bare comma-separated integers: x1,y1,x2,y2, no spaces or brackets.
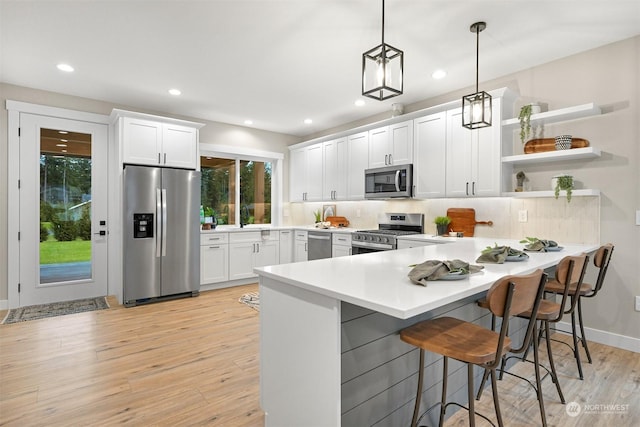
254,237,599,319
201,225,354,234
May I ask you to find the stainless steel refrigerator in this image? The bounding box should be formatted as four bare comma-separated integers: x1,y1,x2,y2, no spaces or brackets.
123,165,200,306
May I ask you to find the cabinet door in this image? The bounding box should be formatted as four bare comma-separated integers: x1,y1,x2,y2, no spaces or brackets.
347,131,369,200
368,126,389,168
256,241,279,268
290,148,307,202
305,144,323,201
473,100,502,197
279,230,293,264
332,245,352,258
294,239,308,262
200,244,229,284
323,138,347,201
414,112,446,198
445,108,474,197
228,242,256,280
389,120,413,165
122,117,162,166
162,123,197,169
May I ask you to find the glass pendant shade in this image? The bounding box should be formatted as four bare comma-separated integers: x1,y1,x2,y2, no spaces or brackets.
462,21,492,129
462,90,492,129
362,42,404,100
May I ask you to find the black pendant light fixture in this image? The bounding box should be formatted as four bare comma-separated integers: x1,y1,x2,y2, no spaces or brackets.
462,21,492,129
362,0,403,101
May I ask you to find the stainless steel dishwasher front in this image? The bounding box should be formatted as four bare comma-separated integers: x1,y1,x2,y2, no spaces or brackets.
307,231,332,260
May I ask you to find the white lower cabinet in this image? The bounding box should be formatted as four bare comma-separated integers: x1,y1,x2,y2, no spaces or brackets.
279,230,293,264
294,230,308,262
332,233,352,257
200,233,229,285
228,231,280,280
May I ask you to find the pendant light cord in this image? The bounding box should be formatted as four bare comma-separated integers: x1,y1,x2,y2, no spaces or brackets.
475,24,480,93
381,0,385,44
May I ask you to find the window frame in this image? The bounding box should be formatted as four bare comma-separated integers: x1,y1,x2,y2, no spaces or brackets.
199,143,284,227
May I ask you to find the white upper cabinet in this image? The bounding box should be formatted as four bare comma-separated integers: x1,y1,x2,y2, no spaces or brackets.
323,137,347,201
113,109,203,170
289,144,323,202
347,131,369,200
368,120,413,168
413,111,447,198
446,99,502,197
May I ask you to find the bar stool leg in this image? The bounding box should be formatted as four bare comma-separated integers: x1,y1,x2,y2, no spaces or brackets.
476,368,490,400
532,322,548,427
467,364,476,427
544,320,565,403
490,368,504,427
570,301,585,380
438,356,448,427
577,297,593,363
411,349,425,427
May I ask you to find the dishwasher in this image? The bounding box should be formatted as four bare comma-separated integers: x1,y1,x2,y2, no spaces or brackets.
307,231,332,260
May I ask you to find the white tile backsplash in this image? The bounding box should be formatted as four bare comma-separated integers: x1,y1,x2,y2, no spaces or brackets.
286,196,599,244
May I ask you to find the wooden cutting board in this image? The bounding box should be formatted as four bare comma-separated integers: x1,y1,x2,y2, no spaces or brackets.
524,138,589,154
446,208,493,237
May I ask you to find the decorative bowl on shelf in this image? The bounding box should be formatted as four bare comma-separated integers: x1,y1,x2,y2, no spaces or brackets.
555,135,572,150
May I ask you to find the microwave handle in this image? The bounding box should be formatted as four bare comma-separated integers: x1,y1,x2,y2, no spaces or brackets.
394,170,400,192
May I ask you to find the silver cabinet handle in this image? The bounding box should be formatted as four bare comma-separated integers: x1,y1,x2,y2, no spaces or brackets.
384,154,388,165
164,153,167,164
466,182,469,196
472,181,476,195
388,153,393,165
208,246,220,249
208,237,221,241
158,153,161,164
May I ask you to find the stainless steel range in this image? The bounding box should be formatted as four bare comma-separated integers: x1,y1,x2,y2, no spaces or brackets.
351,213,424,254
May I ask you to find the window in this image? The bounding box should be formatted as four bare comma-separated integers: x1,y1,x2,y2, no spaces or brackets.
201,156,272,225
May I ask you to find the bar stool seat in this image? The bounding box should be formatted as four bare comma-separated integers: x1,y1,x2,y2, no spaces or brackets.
401,317,512,365
400,270,547,427
544,280,592,295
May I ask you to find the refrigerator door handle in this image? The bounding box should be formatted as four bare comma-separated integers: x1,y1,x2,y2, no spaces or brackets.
156,188,162,257
161,188,168,257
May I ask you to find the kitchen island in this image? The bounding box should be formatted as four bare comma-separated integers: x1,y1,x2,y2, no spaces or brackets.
254,237,598,427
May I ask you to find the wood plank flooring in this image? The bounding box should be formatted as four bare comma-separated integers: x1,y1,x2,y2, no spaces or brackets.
1,285,638,426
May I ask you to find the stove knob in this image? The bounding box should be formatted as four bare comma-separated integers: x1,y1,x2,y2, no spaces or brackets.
381,236,389,244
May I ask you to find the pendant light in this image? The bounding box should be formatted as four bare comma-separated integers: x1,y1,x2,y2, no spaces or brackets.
362,0,403,101
462,21,492,129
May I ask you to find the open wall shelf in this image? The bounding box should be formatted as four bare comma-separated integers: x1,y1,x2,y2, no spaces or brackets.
502,102,601,129
502,147,601,165
503,189,600,198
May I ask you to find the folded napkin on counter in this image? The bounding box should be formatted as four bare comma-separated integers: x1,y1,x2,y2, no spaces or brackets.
408,259,483,286
476,246,528,264
523,239,558,252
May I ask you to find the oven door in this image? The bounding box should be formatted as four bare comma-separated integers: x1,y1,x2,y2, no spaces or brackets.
351,241,394,254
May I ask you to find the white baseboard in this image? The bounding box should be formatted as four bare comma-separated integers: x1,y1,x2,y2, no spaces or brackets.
556,321,640,353
0,300,7,310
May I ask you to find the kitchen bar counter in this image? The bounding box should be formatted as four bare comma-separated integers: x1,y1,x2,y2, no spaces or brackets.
255,238,598,426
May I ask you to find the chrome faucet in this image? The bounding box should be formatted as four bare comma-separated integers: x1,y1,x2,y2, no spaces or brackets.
240,205,250,228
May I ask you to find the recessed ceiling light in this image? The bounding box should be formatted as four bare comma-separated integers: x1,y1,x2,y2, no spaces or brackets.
432,69,447,80
244,120,253,125
304,118,313,125
60,139,68,142
57,63,74,72
61,149,67,153
56,143,67,147
168,88,181,96
58,131,69,134
355,100,366,107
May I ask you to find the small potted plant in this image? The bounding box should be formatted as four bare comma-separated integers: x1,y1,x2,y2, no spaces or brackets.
434,216,451,236
552,174,573,202
313,209,322,224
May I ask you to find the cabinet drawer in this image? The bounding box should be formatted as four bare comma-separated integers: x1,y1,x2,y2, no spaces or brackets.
332,233,352,246
294,230,308,240
200,233,229,245
229,231,262,243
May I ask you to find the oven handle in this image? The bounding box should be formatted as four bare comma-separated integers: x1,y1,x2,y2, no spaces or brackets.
351,241,394,251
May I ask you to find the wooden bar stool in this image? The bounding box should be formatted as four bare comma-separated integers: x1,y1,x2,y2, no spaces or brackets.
543,244,614,369
400,269,547,427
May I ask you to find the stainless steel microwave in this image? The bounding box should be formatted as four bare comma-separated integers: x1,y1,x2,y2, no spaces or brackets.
364,164,413,199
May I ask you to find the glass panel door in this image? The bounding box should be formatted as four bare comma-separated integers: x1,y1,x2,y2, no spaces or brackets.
39,128,93,283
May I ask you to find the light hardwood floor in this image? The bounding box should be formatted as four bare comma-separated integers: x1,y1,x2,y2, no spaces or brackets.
1,285,638,426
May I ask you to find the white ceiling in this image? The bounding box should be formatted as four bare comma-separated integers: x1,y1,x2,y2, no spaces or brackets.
1,1,639,137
